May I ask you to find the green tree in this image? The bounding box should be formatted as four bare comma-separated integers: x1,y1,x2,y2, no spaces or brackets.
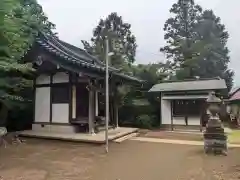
133,61,173,85
7,0,55,61
192,10,233,90
160,0,202,76
126,62,172,107
82,12,137,71
119,62,173,128
0,0,33,107
2,0,55,104
161,0,234,90
174,10,234,90
0,0,55,127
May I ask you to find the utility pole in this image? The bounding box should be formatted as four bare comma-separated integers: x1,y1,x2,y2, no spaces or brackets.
105,37,109,153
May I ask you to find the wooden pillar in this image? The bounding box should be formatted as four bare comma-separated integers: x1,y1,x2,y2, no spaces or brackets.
110,97,114,125
159,93,162,127
72,85,76,119
171,100,173,131
112,83,119,128
88,89,95,134
95,91,99,116
185,100,188,126
69,74,73,122
113,99,119,128
50,74,53,124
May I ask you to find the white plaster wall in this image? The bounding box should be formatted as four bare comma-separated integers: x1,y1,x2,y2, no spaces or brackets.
173,116,200,125
161,99,171,124
53,72,69,83
36,75,50,85
35,87,50,123
173,117,185,125
188,117,200,126
52,104,69,123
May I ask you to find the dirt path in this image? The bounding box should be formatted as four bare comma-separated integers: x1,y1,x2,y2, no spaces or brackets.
0,139,240,180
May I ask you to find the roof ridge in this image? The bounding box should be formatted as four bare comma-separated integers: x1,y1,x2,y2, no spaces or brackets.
161,77,223,83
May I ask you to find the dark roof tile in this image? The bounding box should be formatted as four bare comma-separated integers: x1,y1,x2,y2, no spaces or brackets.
35,33,142,83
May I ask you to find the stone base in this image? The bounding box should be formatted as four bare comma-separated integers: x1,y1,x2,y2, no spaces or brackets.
204,138,227,155
204,133,227,140
32,123,75,134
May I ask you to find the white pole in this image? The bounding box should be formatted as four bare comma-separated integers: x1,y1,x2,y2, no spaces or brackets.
105,37,109,153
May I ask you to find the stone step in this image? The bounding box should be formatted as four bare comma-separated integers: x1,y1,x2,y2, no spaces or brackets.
96,126,113,132
113,132,139,143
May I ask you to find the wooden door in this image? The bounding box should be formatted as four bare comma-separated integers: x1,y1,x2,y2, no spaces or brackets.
76,83,89,118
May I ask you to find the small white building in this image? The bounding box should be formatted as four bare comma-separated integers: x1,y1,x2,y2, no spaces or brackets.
149,78,227,131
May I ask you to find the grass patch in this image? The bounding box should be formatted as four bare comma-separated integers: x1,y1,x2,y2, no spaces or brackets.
228,130,240,144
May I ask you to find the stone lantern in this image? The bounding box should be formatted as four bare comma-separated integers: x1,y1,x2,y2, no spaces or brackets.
204,91,227,155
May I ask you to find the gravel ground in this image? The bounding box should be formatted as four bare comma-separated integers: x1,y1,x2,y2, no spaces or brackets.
0,138,240,180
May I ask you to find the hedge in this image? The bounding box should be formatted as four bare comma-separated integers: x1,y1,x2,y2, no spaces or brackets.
119,104,159,128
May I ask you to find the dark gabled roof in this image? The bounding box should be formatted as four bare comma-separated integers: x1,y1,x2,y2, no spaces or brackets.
36,33,142,83
58,39,105,67
58,39,120,72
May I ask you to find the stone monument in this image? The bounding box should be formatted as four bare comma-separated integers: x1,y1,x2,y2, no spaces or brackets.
203,91,227,155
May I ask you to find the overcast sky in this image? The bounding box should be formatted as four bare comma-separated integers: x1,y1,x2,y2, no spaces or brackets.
38,0,240,85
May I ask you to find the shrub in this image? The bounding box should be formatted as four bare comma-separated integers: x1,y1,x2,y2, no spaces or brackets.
135,115,153,129
119,104,160,128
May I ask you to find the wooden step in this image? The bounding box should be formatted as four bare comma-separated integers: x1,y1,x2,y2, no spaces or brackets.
113,132,139,143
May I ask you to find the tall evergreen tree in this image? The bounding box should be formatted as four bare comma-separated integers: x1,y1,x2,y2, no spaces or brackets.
161,0,234,90
174,10,234,90
190,10,233,89
160,0,202,76
82,12,137,72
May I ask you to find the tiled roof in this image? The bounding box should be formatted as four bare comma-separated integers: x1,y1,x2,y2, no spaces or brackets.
229,87,240,96
229,89,240,101
149,78,227,92
58,40,106,67
36,33,142,83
